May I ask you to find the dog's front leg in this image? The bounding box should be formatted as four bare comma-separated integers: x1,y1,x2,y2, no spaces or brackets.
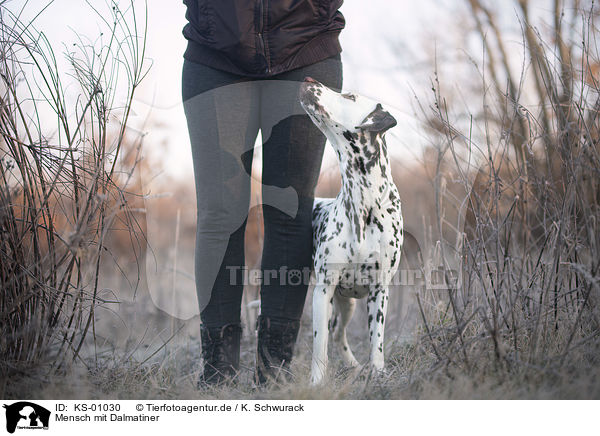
367,284,389,373
311,281,336,385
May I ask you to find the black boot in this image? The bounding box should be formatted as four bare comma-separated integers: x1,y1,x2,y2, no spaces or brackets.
255,315,300,385
199,323,242,387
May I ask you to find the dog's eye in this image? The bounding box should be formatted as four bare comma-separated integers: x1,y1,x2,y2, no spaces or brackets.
341,93,356,101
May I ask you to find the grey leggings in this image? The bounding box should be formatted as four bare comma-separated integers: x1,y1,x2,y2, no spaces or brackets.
182,55,343,328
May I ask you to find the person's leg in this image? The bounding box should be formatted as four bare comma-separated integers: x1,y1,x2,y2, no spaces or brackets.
182,59,259,384
255,54,343,383
260,54,343,320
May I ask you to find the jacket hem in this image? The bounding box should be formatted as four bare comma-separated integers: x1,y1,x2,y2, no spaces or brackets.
183,30,342,78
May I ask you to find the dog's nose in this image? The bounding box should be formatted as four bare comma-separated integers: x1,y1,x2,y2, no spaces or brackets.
304,76,318,83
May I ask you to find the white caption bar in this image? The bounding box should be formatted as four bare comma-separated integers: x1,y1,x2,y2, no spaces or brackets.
0,400,597,435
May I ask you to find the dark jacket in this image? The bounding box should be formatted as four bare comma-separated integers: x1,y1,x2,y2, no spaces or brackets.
182,0,345,77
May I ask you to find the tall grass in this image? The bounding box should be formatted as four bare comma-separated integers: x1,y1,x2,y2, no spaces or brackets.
415,0,600,386
0,0,148,387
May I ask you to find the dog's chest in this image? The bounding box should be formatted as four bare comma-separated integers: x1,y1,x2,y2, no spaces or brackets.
313,197,402,298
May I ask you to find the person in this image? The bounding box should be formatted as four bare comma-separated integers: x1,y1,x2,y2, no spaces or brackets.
181,0,345,386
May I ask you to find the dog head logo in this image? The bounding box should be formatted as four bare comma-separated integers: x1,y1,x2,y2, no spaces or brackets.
3,402,50,433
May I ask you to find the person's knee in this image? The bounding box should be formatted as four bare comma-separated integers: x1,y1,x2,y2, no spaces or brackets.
197,191,250,232
262,205,313,259
262,199,312,230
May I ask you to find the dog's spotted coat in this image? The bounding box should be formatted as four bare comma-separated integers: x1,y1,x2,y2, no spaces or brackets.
299,78,403,384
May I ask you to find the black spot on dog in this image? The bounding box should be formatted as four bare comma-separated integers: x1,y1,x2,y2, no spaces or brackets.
354,157,366,174
372,215,384,232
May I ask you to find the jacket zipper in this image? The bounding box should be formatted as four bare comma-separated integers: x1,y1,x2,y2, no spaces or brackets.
257,0,271,74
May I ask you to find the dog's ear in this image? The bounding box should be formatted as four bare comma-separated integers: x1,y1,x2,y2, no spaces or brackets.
355,103,397,134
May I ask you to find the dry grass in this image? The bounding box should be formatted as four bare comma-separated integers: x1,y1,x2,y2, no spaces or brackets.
6,318,600,399
3,0,600,400
0,0,148,391
409,0,600,398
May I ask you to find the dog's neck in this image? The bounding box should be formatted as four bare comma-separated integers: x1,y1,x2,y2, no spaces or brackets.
330,130,395,242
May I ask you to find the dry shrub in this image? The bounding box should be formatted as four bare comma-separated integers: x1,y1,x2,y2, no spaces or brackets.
413,0,600,388
0,1,148,388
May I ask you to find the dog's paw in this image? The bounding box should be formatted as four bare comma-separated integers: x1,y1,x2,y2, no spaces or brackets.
339,351,359,368
310,373,325,386
368,364,388,380
311,363,327,385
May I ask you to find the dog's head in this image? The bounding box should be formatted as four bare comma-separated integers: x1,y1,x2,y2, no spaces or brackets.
299,77,397,153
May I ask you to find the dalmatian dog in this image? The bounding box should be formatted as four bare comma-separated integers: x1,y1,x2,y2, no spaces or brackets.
299,77,403,385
